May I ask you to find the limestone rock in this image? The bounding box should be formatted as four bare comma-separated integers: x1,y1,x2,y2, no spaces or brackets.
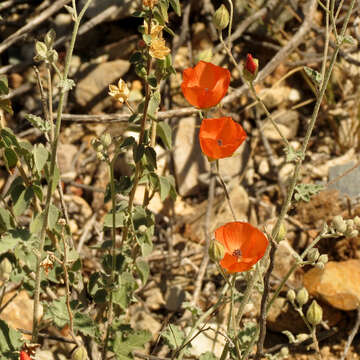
303,260,360,310
75,60,130,112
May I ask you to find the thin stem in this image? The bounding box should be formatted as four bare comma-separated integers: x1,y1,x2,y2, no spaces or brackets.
226,0,233,50
47,64,54,143
101,159,117,360
215,160,237,221
32,0,93,343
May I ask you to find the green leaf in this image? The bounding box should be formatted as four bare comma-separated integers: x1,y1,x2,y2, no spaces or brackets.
0,319,23,357
13,186,34,216
156,122,172,149
34,143,49,173
0,128,19,148
32,184,43,202
162,324,186,350
304,66,322,86
133,143,145,163
24,114,50,133
0,99,13,115
0,229,32,255
103,210,125,228
0,75,9,95
4,148,17,169
113,272,137,310
159,0,169,22
294,183,324,202
169,0,181,16
158,176,171,201
0,208,13,233
147,76,157,88
135,258,149,284
73,312,99,337
144,147,157,169
147,90,161,119
30,212,44,234
142,33,152,46
113,328,152,360
48,204,60,230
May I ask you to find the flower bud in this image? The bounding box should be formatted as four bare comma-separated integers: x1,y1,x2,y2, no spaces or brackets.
243,53,259,81
275,222,287,242
332,215,347,234
208,240,225,262
72,346,88,360
101,133,112,147
0,258,12,281
353,216,360,228
280,347,289,356
317,254,328,265
345,229,359,238
213,5,230,31
47,49,58,63
307,248,319,263
306,300,323,326
296,287,309,307
287,289,296,303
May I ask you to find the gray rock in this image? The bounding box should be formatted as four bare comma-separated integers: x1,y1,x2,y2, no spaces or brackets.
328,161,360,199
165,285,185,312
75,59,130,112
80,0,138,21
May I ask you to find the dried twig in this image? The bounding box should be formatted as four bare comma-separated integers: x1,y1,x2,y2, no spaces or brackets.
340,307,360,360
0,0,71,55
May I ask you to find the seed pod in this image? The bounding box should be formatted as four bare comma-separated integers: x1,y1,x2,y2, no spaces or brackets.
0,258,12,281
280,347,289,356
213,5,230,31
296,287,309,307
296,333,309,343
101,133,112,147
208,240,225,262
353,216,360,228
306,300,323,326
286,289,296,303
307,248,319,263
332,215,347,234
72,346,88,360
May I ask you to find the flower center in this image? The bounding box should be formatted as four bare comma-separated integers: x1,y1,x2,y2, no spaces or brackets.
217,139,223,146
232,249,242,259
205,87,209,92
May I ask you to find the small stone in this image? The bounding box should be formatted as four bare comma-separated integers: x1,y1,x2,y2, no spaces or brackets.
57,143,78,174
262,110,299,141
329,161,360,199
258,158,270,176
304,260,360,310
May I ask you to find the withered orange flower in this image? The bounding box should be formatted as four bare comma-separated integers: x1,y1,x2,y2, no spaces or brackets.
215,222,268,273
199,117,247,160
181,61,230,109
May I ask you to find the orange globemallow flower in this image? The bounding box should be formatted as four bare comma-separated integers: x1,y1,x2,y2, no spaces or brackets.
199,117,247,160
181,61,230,109
215,222,268,273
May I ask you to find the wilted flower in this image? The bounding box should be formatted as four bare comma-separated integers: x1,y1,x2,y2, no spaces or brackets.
144,19,164,38
199,117,247,160
149,38,170,60
142,0,158,9
108,79,130,103
181,61,230,108
215,222,268,273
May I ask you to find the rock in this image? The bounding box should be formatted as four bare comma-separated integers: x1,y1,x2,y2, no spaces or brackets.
35,350,55,360
303,260,360,310
279,163,295,183
273,240,302,288
262,109,299,141
328,161,360,199
165,285,185,312
258,158,270,176
0,290,42,339
258,86,293,110
58,143,78,181
75,59,130,112
64,194,92,219
144,287,165,311
80,0,138,21
185,323,226,358
173,117,249,196
130,306,161,338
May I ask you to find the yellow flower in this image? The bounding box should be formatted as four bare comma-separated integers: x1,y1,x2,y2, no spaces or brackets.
143,0,158,9
149,38,170,60
108,79,130,103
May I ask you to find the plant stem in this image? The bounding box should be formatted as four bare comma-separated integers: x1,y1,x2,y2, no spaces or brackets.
32,0,92,343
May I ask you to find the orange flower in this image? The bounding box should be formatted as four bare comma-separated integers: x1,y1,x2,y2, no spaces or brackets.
181,61,230,109
199,117,247,160
215,222,268,273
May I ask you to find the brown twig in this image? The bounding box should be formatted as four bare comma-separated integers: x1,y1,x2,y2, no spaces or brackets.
340,307,360,360
0,0,71,55
254,239,276,360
